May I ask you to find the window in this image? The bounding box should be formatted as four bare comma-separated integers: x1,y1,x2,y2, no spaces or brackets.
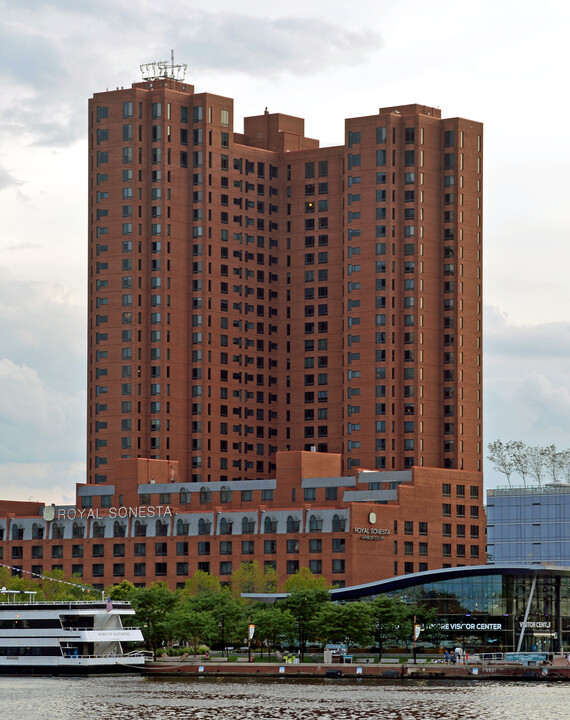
286,516,300,533
242,540,255,554
325,487,338,501
287,560,300,574
264,540,277,554
309,514,323,532
332,538,345,553
332,514,346,532
264,516,277,533
332,559,345,574
287,539,299,554
309,560,322,574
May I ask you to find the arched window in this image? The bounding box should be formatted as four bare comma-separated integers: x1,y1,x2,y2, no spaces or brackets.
72,521,85,539
180,487,189,505
220,486,232,504
52,522,63,540
242,517,255,534
32,523,44,540
264,515,277,534
11,523,23,541
113,520,126,538
93,521,105,538
156,519,168,537
176,518,189,535
332,514,346,532
198,518,211,535
220,517,233,535
309,514,323,532
134,520,147,537
286,515,300,533
200,487,211,505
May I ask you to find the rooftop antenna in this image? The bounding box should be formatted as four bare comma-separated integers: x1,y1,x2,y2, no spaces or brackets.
140,50,187,82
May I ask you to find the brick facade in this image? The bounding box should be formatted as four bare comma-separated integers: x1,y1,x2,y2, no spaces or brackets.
0,452,484,589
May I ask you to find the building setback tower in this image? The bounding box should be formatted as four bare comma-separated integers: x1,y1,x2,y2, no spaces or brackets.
88,72,482,486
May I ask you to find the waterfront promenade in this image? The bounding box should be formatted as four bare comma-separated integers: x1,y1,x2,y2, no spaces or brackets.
144,655,570,681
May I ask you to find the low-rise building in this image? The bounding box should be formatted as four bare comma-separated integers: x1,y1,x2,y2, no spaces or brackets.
0,451,484,589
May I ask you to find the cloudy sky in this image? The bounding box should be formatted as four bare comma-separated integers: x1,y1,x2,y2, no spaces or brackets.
1,0,569,504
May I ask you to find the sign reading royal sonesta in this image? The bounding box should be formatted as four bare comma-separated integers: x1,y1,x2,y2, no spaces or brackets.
48,506,173,521
353,527,390,541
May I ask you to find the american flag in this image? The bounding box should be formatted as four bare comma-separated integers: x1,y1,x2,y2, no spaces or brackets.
106,597,113,613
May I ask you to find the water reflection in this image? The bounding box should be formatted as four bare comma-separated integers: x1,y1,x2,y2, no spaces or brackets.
1,676,569,720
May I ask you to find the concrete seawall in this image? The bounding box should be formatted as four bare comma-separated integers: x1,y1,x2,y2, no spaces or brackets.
144,659,570,681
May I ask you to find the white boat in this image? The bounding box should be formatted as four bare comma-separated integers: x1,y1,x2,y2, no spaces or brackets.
0,598,147,674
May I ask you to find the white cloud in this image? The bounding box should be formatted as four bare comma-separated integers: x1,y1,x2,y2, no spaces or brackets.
0,0,569,503
484,307,570,489
0,267,85,473
0,461,83,506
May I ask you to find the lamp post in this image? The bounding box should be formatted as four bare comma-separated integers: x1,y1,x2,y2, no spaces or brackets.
218,619,225,658
463,613,471,663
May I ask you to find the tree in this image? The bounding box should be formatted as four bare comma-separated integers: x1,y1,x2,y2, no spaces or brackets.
108,580,136,601
280,587,330,660
558,449,570,482
40,569,88,601
193,588,246,651
487,440,514,487
508,440,529,487
252,605,296,660
282,567,330,592
315,602,374,653
543,444,561,483
369,595,411,659
231,560,277,598
183,569,221,597
130,582,179,654
527,445,547,487
173,604,216,655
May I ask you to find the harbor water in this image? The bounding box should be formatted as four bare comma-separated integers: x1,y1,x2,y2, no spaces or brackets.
1,675,569,720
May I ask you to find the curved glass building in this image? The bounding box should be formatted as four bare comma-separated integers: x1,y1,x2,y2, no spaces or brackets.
331,564,570,654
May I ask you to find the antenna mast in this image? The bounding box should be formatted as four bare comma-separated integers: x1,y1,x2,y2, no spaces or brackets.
140,50,187,82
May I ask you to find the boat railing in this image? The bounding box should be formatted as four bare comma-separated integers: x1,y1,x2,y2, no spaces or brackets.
61,652,148,660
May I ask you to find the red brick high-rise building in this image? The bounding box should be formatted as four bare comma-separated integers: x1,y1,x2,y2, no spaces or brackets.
87,69,483,488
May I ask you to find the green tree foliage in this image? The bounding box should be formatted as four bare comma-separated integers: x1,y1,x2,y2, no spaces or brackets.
282,567,330,592
315,601,375,652
182,569,221,597
108,579,136,601
130,582,180,653
231,560,278,597
172,605,217,655
368,595,412,658
252,605,296,660
0,567,96,602
280,587,330,660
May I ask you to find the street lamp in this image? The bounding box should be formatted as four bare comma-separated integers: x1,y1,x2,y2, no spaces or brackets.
218,619,225,658
463,613,471,663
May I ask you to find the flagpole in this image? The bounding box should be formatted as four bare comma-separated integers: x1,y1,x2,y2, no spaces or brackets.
413,615,416,664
